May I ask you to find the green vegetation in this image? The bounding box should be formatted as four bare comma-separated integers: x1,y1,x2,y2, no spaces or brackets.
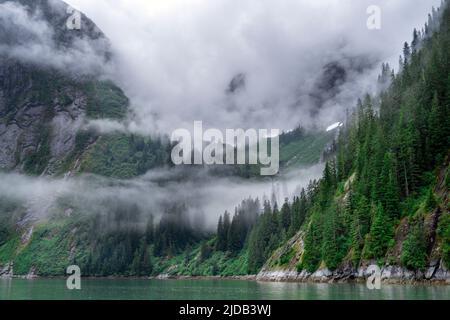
298,1,450,272
153,246,249,277
0,236,19,265
280,128,335,167
80,134,171,179
401,216,428,271
247,194,310,273
13,221,84,276
23,125,52,175
84,81,129,120
364,203,394,261
438,214,450,267
279,247,296,266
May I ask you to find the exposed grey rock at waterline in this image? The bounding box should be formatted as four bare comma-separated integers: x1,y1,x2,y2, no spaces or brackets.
0,262,13,279
257,261,450,284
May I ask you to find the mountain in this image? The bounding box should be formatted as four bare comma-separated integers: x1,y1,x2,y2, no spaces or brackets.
0,0,448,281
256,1,450,282
0,0,129,175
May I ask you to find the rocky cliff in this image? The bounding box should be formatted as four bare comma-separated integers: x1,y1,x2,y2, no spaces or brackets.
0,0,128,175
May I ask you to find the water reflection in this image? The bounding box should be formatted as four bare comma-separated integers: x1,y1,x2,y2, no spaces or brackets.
0,279,449,300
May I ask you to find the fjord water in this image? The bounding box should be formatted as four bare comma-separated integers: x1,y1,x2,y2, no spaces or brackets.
0,279,449,300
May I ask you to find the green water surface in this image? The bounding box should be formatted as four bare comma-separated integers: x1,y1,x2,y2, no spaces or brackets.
0,279,449,300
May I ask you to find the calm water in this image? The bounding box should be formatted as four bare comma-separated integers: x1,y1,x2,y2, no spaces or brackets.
0,279,449,300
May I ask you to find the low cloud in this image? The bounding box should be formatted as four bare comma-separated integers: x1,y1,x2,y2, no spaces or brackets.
0,0,111,76
1,0,440,134
0,164,324,229
65,0,440,135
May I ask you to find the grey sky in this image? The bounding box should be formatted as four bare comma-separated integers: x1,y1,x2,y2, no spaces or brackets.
62,0,441,135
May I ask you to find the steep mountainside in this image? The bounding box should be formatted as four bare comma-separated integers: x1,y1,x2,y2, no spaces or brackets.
0,0,448,281
257,1,450,283
0,0,130,175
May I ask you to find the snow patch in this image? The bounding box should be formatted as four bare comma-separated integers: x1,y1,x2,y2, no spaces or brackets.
326,122,343,132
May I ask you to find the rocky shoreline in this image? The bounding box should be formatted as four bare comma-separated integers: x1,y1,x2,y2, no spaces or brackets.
2,263,450,285
256,261,450,285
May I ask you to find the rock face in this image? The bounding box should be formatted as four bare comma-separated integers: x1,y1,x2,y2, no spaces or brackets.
257,229,450,284
0,60,89,173
0,0,125,175
257,158,450,285
257,262,450,284
0,262,13,278
0,0,109,52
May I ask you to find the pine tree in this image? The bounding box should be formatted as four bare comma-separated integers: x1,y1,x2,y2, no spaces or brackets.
438,214,450,268
428,91,445,164
290,190,307,235
145,215,154,244
216,215,226,251
403,42,411,64
131,238,152,276
280,199,291,232
412,29,420,52
380,152,400,220
301,211,323,273
365,203,394,260
322,205,348,270
227,212,241,253
401,218,428,271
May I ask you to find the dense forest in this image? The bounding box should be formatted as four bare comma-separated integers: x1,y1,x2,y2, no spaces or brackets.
81,0,450,277
253,0,450,274
248,0,450,274
182,0,450,276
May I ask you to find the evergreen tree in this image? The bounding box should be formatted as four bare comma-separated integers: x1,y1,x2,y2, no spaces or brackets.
289,190,308,235
428,92,445,164
401,217,428,270
438,214,450,268
322,205,348,270
403,42,411,64
145,215,154,244
412,29,420,52
216,215,226,251
365,203,394,260
280,199,292,232
301,211,323,272
131,238,152,276
380,152,400,219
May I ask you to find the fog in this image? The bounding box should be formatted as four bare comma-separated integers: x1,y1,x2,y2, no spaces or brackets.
0,0,442,228
0,0,111,76
0,164,323,228
64,0,441,134
1,0,441,134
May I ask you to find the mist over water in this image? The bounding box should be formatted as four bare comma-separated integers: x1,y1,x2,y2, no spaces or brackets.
0,164,324,229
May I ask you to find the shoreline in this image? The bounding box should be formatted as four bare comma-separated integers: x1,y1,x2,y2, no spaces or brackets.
2,274,450,286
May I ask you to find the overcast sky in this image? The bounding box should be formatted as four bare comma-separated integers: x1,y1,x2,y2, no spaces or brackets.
64,0,440,134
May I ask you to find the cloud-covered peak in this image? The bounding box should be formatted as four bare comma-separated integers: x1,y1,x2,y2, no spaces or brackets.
0,0,112,76
64,0,441,134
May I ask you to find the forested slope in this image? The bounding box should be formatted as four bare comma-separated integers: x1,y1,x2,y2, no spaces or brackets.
257,0,450,282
